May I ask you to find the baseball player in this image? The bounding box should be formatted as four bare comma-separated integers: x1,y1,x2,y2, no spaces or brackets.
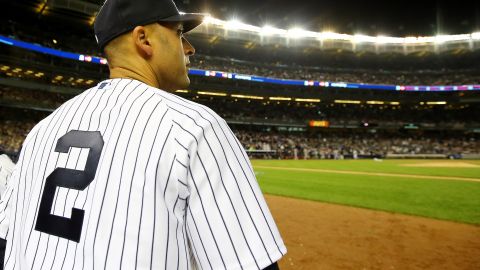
0,154,15,268
0,0,286,269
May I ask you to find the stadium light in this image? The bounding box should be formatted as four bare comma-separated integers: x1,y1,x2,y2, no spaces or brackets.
202,14,218,25
435,35,448,44
287,28,304,39
197,91,228,96
224,19,260,32
286,28,316,39
193,14,480,44
231,94,264,100
376,36,404,44
260,25,286,36
295,98,321,103
260,25,273,36
426,101,447,105
318,31,350,41
367,101,385,105
269,97,292,101
225,19,242,30
175,90,189,93
352,34,377,44
334,100,361,104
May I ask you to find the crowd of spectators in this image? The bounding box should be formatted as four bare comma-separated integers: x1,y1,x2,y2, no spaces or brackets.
192,55,480,86
1,87,479,129
234,130,480,159
198,98,480,125
0,120,35,156
1,114,478,160
0,87,69,108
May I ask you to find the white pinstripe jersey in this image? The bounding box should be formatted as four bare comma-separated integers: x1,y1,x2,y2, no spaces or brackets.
0,155,15,197
0,78,286,269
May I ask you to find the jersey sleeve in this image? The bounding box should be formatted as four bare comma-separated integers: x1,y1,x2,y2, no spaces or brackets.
184,114,286,270
0,124,40,240
0,155,15,199
0,153,21,240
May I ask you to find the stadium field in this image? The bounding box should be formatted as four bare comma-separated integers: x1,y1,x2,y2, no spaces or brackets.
252,159,480,225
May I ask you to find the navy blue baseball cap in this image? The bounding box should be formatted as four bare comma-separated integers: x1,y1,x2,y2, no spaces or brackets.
94,0,205,50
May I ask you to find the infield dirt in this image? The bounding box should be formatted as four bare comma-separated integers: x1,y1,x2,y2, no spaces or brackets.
266,195,480,270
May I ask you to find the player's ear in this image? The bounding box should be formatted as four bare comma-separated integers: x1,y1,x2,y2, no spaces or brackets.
132,26,153,58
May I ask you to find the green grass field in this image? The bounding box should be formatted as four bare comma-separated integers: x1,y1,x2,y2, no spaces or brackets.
251,159,480,225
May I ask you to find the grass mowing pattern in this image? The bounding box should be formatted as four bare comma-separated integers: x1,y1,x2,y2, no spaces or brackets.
251,160,480,225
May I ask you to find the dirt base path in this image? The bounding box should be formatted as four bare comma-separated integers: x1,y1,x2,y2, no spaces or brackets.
265,195,480,270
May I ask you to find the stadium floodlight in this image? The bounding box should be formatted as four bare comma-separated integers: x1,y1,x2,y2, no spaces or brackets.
404,37,419,44
202,14,219,25
225,19,242,30
319,32,353,41
286,27,318,39
352,34,377,44
404,36,436,44
224,19,260,32
449,34,471,41
419,36,436,43
260,25,273,36
318,31,333,40
287,28,304,39
170,14,480,45
175,90,189,93
260,25,286,36
435,35,449,44
376,36,404,44
432,34,470,44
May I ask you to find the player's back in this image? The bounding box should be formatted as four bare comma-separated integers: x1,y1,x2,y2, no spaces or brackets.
1,78,194,269
2,78,286,270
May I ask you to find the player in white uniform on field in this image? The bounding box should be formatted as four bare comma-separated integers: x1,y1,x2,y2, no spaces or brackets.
0,0,286,269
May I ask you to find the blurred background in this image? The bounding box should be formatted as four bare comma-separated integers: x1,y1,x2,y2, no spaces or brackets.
0,0,479,161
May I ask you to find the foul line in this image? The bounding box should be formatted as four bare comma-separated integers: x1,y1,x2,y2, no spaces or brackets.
254,165,480,183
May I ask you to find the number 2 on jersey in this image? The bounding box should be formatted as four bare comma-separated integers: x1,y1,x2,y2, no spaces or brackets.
35,130,104,242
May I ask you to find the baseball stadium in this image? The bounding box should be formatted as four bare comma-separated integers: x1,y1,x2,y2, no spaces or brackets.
1,0,480,269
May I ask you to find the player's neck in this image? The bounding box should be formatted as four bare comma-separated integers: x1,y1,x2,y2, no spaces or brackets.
109,67,159,88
